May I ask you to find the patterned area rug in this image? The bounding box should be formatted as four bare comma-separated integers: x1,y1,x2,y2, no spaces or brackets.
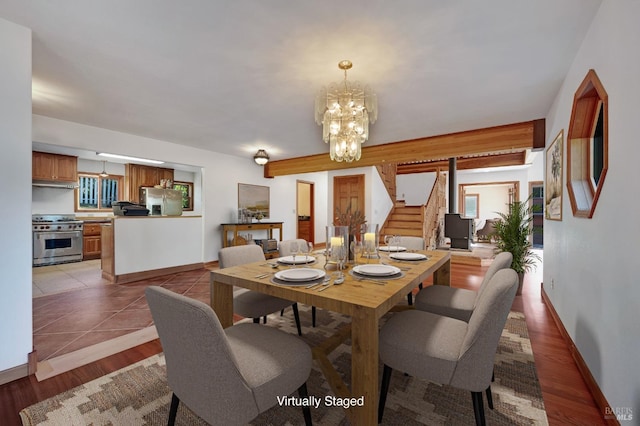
20,306,547,425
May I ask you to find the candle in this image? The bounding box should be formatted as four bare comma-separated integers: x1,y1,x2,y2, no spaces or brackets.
364,232,376,251
330,237,343,248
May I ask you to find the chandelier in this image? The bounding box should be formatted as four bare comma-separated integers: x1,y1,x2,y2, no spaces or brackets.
314,60,377,162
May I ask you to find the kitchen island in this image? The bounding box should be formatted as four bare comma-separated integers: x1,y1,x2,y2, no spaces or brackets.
101,215,203,283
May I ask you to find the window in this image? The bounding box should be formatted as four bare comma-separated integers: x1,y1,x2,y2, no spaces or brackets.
464,194,479,218
173,181,194,211
76,173,123,211
566,69,608,218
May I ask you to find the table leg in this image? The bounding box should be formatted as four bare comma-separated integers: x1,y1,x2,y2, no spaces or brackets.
433,258,451,286
350,306,379,425
210,273,233,328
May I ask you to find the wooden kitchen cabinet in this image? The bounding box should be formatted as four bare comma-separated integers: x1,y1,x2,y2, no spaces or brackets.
83,223,103,260
125,164,174,203
32,151,78,182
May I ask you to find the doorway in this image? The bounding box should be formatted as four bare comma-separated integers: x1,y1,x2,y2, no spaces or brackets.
296,180,314,244
529,181,544,248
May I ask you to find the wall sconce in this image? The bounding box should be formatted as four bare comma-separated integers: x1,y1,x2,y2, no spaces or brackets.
254,149,269,165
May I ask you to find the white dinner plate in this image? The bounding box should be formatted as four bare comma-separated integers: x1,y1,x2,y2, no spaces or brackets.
277,255,315,265
275,268,325,282
378,246,407,252
352,264,401,277
389,252,428,261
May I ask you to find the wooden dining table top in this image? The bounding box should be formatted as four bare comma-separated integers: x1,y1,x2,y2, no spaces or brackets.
210,249,451,319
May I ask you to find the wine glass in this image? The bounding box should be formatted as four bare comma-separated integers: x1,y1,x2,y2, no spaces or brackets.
289,241,299,267
298,241,310,264
351,239,363,266
384,235,393,251
336,243,347,279
307,242,314,257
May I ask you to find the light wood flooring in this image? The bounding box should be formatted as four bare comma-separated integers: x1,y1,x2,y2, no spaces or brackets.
1,259,607,425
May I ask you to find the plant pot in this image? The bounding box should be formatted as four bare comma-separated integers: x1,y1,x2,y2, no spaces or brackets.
517,271,525,295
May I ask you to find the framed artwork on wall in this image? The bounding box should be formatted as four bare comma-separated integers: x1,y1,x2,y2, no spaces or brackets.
545,130,563,221
238,183,270,219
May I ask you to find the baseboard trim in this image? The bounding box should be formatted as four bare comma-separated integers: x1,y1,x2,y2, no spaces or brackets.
541,283,619,426
109,262,205,284
0,363,28,386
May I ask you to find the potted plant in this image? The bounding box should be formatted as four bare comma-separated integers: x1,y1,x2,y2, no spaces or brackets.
334,205,366,260
493,196,541,294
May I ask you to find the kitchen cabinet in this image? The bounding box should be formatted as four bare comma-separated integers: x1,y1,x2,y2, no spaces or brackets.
125,164,174,203
32,151,78,182
83,222,104,260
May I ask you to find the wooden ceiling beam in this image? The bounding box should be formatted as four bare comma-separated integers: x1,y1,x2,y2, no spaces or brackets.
264,119,544,178
396,151,527,174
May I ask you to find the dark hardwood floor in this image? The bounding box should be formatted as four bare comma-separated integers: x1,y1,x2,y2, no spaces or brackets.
1,261,606,425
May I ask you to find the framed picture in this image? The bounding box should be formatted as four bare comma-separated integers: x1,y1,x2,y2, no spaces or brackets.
545,129,563,221
238,183,270,219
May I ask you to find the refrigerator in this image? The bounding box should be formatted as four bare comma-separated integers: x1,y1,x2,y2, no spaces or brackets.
140,187,183,216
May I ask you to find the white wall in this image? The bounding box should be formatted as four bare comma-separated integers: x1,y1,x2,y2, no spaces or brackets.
397,172,437,205
544,0,640,412
0,18,32,374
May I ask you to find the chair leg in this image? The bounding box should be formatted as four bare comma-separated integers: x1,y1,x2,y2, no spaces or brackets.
292,303,302,336
485,385,494,410
168,393,180,426
281,309,285,316
378,364,393,423
312,306,316,327
253,318,260,324
263,316,267,324
298,382,313,426
418,282,423,290
407,292,413,305
471,391,486,426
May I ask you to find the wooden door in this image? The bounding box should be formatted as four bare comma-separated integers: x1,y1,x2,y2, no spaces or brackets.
333,174,365,223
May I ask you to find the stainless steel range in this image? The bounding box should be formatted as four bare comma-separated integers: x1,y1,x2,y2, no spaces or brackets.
32,214,84,266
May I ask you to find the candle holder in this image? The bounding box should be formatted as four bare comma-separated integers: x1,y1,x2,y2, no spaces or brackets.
361,224,380,259
325,226,349,271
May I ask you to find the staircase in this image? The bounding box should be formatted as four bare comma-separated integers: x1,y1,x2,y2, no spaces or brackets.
382,203,424,237
380,170,447,248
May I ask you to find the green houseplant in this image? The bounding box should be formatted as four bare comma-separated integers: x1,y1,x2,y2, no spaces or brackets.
493,197,541,294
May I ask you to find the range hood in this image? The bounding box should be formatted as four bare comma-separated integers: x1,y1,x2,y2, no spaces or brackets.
32,182,78,189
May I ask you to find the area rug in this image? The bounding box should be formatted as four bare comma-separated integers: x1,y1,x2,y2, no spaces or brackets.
20,306,547,425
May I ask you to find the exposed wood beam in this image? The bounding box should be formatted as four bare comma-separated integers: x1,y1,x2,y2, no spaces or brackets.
264,119,544,178
396,151,527,174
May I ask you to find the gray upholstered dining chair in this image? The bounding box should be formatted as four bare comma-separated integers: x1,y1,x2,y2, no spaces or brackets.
378,268,518,426
395,236,426,251
414,251,513,321
393,236,427,305
279,239,317,327
219,245,302,336
145,286,312,426
278,238,310,258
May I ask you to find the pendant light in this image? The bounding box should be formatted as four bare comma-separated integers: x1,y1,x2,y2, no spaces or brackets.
99,161,109,177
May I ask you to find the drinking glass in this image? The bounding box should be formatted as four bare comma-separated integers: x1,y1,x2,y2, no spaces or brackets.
336,244,347,279
351,239,363,266
289,241,299,266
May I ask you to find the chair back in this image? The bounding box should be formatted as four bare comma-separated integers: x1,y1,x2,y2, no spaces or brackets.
475,251,513,303
451,269,518,391
396,236,426,250
145,286,258,424
219,244,266,268
278,239,309,256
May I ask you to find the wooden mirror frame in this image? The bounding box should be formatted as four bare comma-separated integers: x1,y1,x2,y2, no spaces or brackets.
566,69,608,218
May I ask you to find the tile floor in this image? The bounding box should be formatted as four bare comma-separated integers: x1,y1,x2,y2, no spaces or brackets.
32,261,212,361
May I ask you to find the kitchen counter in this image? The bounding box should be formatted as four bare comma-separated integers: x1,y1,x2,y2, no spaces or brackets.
101,215,203,284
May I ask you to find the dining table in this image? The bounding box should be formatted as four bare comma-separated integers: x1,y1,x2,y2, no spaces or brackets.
210,249,451,425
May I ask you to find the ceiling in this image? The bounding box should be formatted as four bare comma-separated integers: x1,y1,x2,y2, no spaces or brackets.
1,1,602,163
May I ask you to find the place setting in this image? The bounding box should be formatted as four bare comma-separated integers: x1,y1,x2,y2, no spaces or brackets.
270,267,327,286
350,263,404,284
